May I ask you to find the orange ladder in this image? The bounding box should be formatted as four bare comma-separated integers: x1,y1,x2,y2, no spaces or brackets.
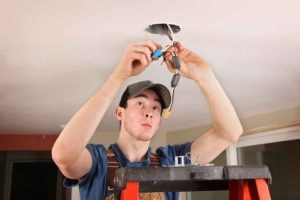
114,165,272,200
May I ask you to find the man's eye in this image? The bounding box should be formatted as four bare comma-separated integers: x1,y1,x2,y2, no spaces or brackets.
153,106,161,112
137,102,144,107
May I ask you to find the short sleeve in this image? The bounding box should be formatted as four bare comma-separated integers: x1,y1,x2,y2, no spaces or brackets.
64,144,108,200
156,142,192,166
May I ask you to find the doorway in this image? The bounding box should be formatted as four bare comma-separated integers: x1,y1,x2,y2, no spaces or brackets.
1,151,70,200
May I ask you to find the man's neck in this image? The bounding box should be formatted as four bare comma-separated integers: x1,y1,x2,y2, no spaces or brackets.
116,137,150,162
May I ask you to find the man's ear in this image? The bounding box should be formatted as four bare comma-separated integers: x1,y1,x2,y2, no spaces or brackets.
115,106,124,121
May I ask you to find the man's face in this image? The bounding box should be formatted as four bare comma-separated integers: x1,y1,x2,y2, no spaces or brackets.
118,89,162,142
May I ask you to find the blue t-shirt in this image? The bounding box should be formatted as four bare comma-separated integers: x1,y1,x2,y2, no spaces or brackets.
64,142,192,200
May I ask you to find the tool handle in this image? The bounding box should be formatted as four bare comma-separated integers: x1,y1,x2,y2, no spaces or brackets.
151,49,163,59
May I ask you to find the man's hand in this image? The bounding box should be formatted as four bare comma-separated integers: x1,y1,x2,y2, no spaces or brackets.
164,42,211,82
113,41,162,81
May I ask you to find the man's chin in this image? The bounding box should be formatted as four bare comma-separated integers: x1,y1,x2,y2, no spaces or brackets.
137,134,154,142
138,137,152,142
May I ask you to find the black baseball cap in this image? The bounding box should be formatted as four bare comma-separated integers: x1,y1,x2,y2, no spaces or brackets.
119,80,171,109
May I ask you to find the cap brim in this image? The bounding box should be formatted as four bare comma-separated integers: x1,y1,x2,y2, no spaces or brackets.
130,84,171,109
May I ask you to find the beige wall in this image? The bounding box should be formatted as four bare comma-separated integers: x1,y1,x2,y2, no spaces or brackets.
241,106,300,133
166,106,300,145
89,131,119,148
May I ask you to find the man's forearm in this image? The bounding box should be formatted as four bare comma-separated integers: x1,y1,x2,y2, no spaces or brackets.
52,72,125,167
195,69,243,142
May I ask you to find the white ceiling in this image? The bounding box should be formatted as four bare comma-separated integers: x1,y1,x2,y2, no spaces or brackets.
1,0,299,134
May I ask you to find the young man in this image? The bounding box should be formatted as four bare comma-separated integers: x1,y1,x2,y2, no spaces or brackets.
52,41,243,200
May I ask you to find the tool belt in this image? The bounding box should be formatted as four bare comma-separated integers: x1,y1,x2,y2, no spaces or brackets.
106,148,165,200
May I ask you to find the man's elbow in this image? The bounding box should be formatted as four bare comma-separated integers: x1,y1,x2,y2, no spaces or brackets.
227,125,243,143
52,145,71,169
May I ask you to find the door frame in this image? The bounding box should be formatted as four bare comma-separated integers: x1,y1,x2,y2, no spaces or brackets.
226,125,300,165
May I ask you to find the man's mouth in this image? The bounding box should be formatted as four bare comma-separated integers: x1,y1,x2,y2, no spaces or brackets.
141,123,152,128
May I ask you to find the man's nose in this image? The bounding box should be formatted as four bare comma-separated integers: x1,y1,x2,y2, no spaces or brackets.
144,109,153,118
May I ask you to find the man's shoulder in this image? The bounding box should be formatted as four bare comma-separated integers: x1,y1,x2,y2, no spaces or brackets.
156,142,192,153
86,143,109,160
86,143,107,151
156,142,192,167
